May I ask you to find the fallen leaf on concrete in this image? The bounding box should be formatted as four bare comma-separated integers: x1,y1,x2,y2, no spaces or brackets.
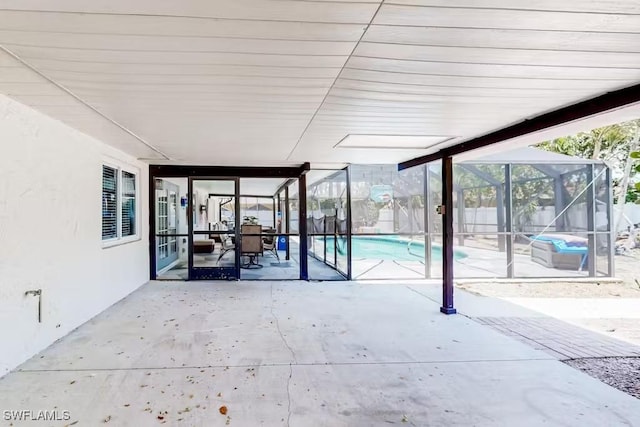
219,406,228,415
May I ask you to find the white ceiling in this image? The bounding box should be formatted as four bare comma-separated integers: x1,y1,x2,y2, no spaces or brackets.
1,1,639,166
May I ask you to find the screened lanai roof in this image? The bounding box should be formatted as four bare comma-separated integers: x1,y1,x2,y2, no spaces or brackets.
316,147,603,192
462,146,603,165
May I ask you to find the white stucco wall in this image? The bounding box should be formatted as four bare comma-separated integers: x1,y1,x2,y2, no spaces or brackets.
0,95,150,376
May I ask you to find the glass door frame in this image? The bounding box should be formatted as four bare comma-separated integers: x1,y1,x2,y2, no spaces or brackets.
152,177,189,280
188,177,241,280
155,181,181,272
149,163,312,281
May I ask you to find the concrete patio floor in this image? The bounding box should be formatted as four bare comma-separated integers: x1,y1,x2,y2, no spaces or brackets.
1,282,639,426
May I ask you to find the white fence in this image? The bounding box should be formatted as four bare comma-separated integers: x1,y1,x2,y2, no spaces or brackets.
394,203,640,235
459,203,639,234
307,203,640,235
614,203,640,232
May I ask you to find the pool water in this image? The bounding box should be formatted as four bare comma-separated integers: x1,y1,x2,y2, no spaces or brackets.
322,236,467,262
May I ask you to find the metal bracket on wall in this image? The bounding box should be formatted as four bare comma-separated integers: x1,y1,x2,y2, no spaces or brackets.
24,289,42,323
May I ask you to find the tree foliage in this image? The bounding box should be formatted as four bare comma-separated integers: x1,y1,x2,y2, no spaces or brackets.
630,150,640,203
537,122,634,163
537,119,640,203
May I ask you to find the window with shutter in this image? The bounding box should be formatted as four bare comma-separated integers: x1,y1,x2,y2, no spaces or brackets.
102,164,139,245
121,171,136,237
102,165,118,240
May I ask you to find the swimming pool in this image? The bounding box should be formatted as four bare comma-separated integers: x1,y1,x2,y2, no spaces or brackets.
320,236,467,262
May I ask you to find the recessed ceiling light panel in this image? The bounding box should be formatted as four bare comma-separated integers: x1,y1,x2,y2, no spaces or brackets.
335,134,456,149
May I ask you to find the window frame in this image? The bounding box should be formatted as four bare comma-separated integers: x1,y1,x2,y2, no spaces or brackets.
102,160,141,248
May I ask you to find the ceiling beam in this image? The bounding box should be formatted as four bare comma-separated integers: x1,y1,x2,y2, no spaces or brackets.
398,82,640,171
150,163,310,178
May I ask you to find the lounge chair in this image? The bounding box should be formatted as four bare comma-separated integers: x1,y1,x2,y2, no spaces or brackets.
530,234,588,271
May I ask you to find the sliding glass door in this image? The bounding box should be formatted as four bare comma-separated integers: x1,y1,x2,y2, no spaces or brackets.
154,177,188,280
188,178,240,280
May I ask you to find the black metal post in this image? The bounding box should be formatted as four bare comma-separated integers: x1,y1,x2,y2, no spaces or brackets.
149,172,157,280
234,179,241,278
346,166,353,280
323,214,328,264
424,164,431,279
441,156,456,314
299,174,309,280
505,164,514,278
285,186,290,261
272,197,276,229
334,214,338,269
586,165,597,277
187,178,194,280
